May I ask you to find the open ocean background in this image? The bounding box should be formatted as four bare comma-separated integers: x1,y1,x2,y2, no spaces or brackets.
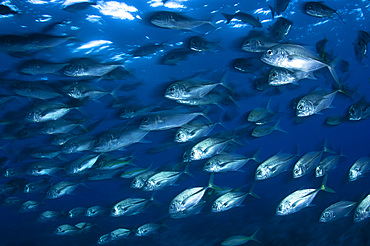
0,0,369,245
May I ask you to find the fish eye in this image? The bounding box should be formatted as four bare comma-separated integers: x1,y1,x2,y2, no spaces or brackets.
191,152,194,157
256,170,261,175
271,72,277,77
267,50,272,55
245,41,250,45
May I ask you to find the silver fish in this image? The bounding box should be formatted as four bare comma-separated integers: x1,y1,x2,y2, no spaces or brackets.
86,206,106,217
204,152,259,173
64,58,123,77
19,59,69,75
261,44,338,84
221,228,261,246
251,118,286,137
131,171,156,189
135,223,163,236
320,201,357,222
55,224,80,235
46,181,80,199
255,152,296,180
347,97,370,121
268,67,316,86
150,11,213,30
109,228,130,241
222,12,262,28
293,145,329,178
66,154,101,175
348,157,370,182
315,152,343,177
68,207,87,218
296,90,339,117
242,35,279,53
38,210,60,222
143,166,191,191
276,176,334,215
111,197,152,217
189,36,221,52
175,120,217,143
354,194,370,222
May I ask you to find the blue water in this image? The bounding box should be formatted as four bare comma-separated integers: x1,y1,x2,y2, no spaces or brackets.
0,0,369,245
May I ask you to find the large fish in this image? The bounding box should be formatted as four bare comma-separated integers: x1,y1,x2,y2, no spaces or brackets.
150,11,213,30
348,157,370,182
255,151,296,180
354,194,370,222
261,44,339,85
304,1,344,23
296,90,341,117
319,201,357,222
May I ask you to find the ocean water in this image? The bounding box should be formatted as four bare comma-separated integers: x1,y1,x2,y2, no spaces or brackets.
0,0,369,245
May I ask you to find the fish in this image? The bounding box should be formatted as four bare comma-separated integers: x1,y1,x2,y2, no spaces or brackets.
222,12,262,28
0,4,19,15
65,154,101,175
93,126,149,152
18,59,69,75
120,163,153,179
55,224,80,235
46,180,81,199
130,43,167,57
27,161,62,176
131,171,157,189
261,44,339,85
139,109,209,131
169,174,216,217
61,136,95,154
325,115,347,126
164,72,228,100
183,134,236,162
296,90,340,117
304,1,344,23
63,58,123,77
162,48,192,66
96,155,133,171
63,82,118,100
268,67,316,86
221,228,261,245
150,11,213,30
358,30,370,44
269,0,290,19
135,222,164,236
348,157,370,182
251,118,287,137
255,151,296,180
41,119,87,135
268,17,293,40
354,194,370,222
24,179,49,194
111,196,153,217
319,201,357,222
189,36,221,52
248,99,272,123
232,58,263,73
276,176,335,215
353,38,368,62
293,142,332,178
315,151,344,177
38,211,61,222
68,207,87,218
143,165,191,191
211,184,260,212
204,151,259,173
20,200,40,212
108,228,131,241
241,35,279,53
175,120,218,143
86,206,106,217
11,81,63,100
347,97,370,121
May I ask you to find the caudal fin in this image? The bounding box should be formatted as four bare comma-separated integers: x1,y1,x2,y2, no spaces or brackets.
221,13,234,24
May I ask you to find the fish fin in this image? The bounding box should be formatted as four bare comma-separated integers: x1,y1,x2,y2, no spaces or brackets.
320,174,336,193
336,12,345,24
323,138,336,154
269,5,275,19
248,182,261,199
221,13,233,24
251,148,262,163
306,71,317,80
274,118,287,133
183,162,195,179
250,227,261,244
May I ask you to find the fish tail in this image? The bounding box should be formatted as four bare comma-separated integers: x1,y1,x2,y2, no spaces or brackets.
336,12,345,24
201,106,212,123
274,117,287,133
248,183,261,199
183,162,195,179
326,57,340,87
320,175,336,193
251,148,262,163
323,138,336,154
250,227,261,244
207,173,222,191
269,5,275,19
221,13,233,24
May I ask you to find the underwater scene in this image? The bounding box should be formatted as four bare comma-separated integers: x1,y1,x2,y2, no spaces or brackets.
0,0,369,245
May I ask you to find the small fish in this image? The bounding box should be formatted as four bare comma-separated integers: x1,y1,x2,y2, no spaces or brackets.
143,165,191,191
18,59,68,75
111,197,153,217
222,12,262,28
189,36,221,52
304,1,344,23
64,58,123,77
131,171,156,189
316,151,344,177
296,90,340,117
255,152,296,180
109,228,130,241
65,154,101,175
325,115,347,126
150,11,213,30
161,48,192,65
221,228,261,246
20,200,40,212
268,17,293,40
269,0,290,19
320,201,357,222
276,176,335,215
212,184,260,212
46,181,80,199
348,157,370,182
27,161,62,176
120,164,152,179
68,207,87,218
24,179,49,194
140,109,209,131
96,155,133,171
354,194,370,222
11,81,63,100
135,222,165,236
204,151,259,173
232,58,262,73
347,97,370,121
175,120,218,143
353,38,368,62
358,30,370,44
251,118,287,137
86,206,106,217
62,136,95,154
38,211,61,222
268,67,316,86
41,119,86,135
131,43,166,57
248,99,272,123
55,224,80,235
241,35,279,53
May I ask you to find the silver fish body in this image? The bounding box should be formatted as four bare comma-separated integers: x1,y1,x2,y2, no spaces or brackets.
296,90,338,117
212,191,248,212
111,197,151,217
354,195,370,222
255,152,295,180
349,157,370,182
293,150,323,178
320,201,357,222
